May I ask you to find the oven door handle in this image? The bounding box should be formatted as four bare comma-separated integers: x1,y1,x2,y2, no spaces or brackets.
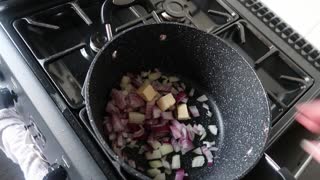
265,153,296,180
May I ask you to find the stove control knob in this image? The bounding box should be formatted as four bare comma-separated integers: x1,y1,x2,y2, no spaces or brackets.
44,163,67,180
0,88,17,109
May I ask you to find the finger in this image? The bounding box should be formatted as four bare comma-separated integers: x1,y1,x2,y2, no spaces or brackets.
295,113,320,134
301,139,320,163
296,100,320,124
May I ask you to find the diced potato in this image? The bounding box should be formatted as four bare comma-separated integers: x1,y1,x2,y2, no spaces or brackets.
147,168,161,177
124,84,133,92
148,72,161,81
137,83,158,102
159,144,173,156
177,104,190,120
145,150,162,160
128,112,145,124
149,160,163,168
121,76,131,85
150,140,161,150
157,93,176,111
169,76,180,82
154,173,166,180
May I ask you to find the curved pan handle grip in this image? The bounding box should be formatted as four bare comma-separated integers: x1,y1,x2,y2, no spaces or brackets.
265,153,296,180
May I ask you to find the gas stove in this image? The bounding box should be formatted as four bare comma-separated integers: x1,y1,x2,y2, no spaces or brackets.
1,0,320,179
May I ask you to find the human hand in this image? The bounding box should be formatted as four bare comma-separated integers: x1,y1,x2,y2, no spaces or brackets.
295,100,320,162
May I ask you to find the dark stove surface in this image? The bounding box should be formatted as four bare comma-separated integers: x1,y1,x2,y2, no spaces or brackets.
4,0,320,179
13,0,313,124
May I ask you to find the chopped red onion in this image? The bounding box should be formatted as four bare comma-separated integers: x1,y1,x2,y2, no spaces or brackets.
192,124,201,135
197,95,208,102
152,81,172,92
122,132,128,138
200,131,207,141
153,106,161,119
121,119,128,126
201,146,213,165
186,124,195,141
171,87,179,95
105,122,112,133
112,114,125,132
175,168,184,180
137,166,145,172
202,103,209,110
189,88,195,97
188,106,200,118
209,147,218,151
128,159,136,168
175,92,187,104
206,111,212,117
145,119,159,126
117,134,124,147
172,120,183,130
145,101,155,119
131,76,143,88
161,137,170,143
161,111,174,120
127,140,138,148
181,97,188,103
132,125,145,138
180,83,186,90
203,141,215,148
151,124,170,134
128,93,145,108
208,125,218,135
109,133,116,141
111,89,127,109
161,157,171,170
192,147,202,155
106,101,120,114
177,87,184,92
181,127,188,139
179,138,194,155
171,138,180,152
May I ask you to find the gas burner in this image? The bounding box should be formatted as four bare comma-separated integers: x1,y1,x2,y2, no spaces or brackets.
89,32,108,53
161,0,187,22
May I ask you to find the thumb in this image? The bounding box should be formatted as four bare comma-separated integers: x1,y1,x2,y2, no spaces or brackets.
301,139,320,163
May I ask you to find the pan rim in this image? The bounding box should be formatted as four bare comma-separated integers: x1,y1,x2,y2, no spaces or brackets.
84,22,271,180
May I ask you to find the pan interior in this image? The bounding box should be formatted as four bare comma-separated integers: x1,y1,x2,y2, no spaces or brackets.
86,23,270,180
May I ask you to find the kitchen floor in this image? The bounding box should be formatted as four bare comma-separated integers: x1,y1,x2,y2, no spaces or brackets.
0,151,24,180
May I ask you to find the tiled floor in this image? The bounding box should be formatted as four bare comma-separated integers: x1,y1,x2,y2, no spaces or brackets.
0,151,24,180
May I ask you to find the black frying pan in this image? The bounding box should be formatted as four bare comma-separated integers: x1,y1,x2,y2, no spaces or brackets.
84,22,271,180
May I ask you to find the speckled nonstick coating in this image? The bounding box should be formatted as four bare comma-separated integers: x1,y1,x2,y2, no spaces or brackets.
84,23,271,180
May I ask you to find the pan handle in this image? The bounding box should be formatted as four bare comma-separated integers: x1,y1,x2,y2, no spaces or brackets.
264,153,296,180
100,0,156,41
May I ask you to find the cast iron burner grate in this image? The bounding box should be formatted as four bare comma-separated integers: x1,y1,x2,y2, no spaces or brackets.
216,20,313,124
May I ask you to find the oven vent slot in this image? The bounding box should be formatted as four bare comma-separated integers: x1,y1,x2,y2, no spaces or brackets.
239,0,320,70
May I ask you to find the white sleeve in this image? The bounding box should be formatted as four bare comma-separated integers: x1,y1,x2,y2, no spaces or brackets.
0,108,49,180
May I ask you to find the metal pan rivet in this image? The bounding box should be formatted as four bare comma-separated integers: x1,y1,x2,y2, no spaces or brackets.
160,34,167,41
112,50,118,59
